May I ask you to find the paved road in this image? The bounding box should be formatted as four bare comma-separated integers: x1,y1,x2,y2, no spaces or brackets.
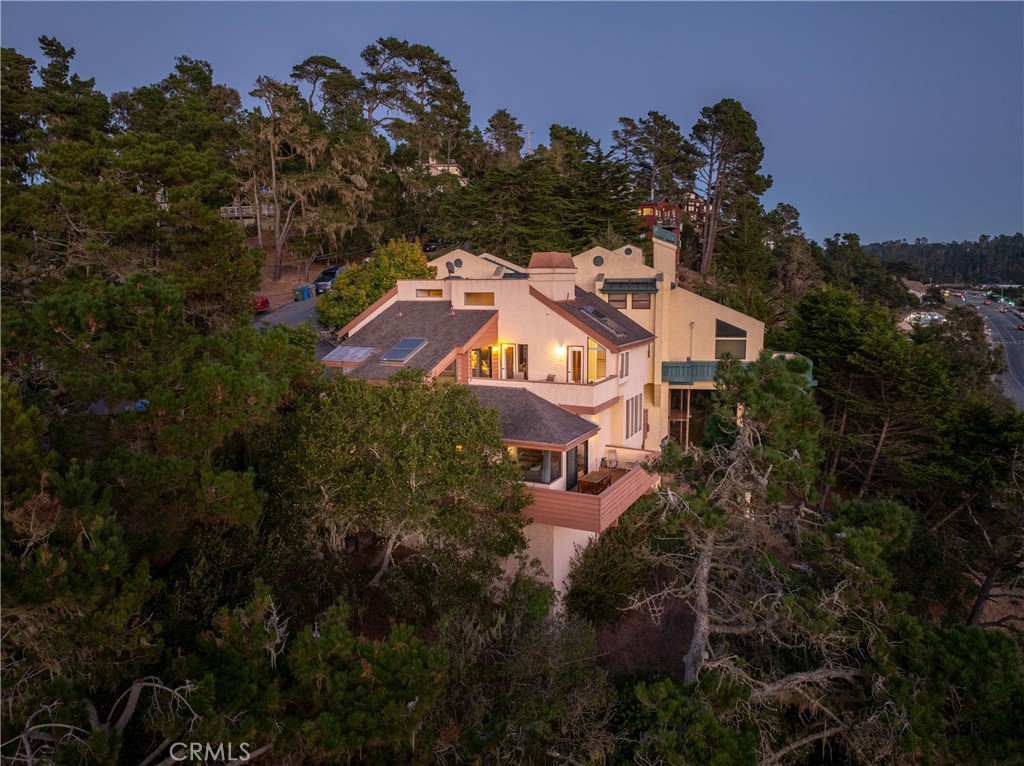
964,292,1024,409
254,294,338,360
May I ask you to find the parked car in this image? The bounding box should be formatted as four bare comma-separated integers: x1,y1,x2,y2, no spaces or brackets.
253,296,271,313
314,265,343,295
422,238,446,253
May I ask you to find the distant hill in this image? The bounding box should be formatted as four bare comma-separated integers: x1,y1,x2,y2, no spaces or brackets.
864,234,1024,284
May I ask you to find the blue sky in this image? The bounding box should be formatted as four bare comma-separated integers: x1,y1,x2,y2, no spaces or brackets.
3,1,1022,245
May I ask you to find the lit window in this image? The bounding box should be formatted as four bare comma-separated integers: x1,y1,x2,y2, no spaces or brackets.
471,347,492,378
587,339,606,383
465,292,495,306
416,288,443,298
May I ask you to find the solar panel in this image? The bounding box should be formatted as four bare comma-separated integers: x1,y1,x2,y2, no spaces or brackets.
323,346,376,364
380,337,427,362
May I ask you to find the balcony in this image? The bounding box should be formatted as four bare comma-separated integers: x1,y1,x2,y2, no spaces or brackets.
472,374,621,414
661,360,719,385
524,463,660,532
661,353,816,387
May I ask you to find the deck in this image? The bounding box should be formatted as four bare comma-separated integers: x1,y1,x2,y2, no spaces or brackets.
523,463,659,532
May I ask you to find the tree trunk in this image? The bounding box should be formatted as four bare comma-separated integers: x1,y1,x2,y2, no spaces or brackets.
966,550,1022,626
857,416,889,498
683,532,715,684
269,144,283,281
820,405,848,509
369,533,399,588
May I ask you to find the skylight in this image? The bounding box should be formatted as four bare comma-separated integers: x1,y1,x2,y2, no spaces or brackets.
323,346,376,364
380,337,427,363
583,305,626,336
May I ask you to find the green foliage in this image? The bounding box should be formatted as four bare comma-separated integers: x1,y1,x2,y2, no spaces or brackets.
1,461,162,757
316,238,432,328
564,498,658,622
866,233,1024,284
890,625,1024,764
438,126,643,265
616,678,758,765
812,233,912,308
1,377,57,505
706,350,824,501
275,371,528,584
432,571,614,762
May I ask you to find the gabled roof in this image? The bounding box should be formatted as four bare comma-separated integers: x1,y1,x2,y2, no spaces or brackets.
472,386,599,449
333,301,496,380
529,286,655,351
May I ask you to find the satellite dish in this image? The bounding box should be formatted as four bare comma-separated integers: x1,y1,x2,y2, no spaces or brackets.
445,261,455,274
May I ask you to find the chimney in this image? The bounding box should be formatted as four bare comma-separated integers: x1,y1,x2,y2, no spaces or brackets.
527,251,577,301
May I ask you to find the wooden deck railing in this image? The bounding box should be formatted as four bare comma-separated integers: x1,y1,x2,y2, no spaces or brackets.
524,463,660,532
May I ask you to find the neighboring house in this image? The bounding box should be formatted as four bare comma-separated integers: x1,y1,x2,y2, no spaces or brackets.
323,233,765,592
902,279,928,299
636,196,684,238
424,155,469,187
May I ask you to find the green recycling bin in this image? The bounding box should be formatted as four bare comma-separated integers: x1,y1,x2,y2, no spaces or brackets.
293,286,304,302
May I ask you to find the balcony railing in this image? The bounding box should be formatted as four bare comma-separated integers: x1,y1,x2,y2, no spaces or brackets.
220,204,276,219
661,360,719,385
524,463,660,532
661,353,816,387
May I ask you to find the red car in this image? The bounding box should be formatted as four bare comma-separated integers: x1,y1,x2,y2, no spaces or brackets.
253,296,271,313
983,300,991,304
1018,325,1024,331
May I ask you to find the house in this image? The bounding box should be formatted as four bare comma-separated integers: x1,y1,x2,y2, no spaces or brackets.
902,278,928,299
424,154,469,187
324,232,765,592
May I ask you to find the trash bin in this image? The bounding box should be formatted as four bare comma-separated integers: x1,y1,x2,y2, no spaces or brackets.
302,285,311,300
293,286,304,302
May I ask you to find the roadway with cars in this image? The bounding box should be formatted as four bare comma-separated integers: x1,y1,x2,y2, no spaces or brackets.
964,292,1024,409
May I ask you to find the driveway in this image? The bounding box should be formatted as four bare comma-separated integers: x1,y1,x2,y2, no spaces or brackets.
254,294,338,361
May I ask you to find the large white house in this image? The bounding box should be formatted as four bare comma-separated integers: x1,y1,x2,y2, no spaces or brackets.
323,230,765,591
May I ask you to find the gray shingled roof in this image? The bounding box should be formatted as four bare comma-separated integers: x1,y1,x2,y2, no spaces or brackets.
472,386,599,448
341,301,496,379
559,287,655,348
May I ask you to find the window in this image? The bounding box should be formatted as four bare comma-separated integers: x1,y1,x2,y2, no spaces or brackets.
631,293,651,309
625,393,643,439
499,343,529,379
619,351,629,379
416,288,443,298
587,339,606,383
568,346,584,384
470,346,492,378
436,359,456,380
715,319,748,359
607,293,627,309
516,447,562,484
464,292,495,306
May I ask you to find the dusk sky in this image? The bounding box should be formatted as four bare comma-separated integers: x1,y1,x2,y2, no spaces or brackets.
3,1,1022,246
